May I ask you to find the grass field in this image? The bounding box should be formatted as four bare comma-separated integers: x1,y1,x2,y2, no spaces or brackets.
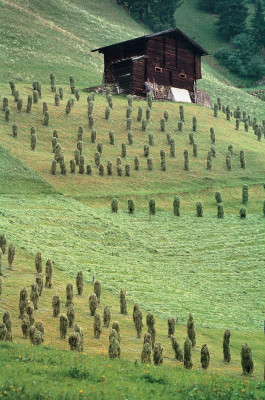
1,1,265,398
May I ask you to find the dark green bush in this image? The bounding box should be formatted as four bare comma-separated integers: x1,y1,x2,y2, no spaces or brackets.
149,198,156,215
111,198,118,213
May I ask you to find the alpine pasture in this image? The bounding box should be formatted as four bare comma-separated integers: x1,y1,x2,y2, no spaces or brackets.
0,0,265,399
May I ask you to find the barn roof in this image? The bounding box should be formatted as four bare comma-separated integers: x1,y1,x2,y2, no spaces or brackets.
91,28,209,55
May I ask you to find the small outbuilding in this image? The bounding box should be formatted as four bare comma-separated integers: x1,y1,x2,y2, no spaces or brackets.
91,28,208,102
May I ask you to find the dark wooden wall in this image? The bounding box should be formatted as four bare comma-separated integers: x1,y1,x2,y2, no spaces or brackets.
101,32,203,97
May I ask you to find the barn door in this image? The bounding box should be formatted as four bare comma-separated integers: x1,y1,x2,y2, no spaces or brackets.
113,60,132,94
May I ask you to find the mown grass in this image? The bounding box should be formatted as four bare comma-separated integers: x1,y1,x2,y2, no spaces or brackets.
1,342,264,400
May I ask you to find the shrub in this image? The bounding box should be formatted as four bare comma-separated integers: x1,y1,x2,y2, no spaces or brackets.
94,152,100,167
142,119,147,132
146,313,156,348
184,150,189,171
88,101,94,116
226,153,232,170
153,343,163,365
228,144,233,155
147,92,152,109
180,105,184,122
236,119,240,131
14,89,19,102
210,128,215,144
51,160,56,175
239,207,247,218
107,94,113,108
26,301,34,326
117,156,122,166
144,144,149,157
192,116,197,132
148,134,154,146
168,317,175,337
103,305,111,327
67,304,75,328
0,234,6,255
36,273,43,297
149,198,156,215
241,343,254,375
171,336,183,362
109,131,115,145
128,199,135,214
79,155,85,174
141,343,151,363
90,129,96,144
125,163,131,176
189,133,194,145
112,321,121,343
77,140,83,155
30,283,39,310
178,121,183,132
94,280,101,304
211,146,216,158
89,293,98,316
160,118,166,132
7,244,15,269
17,98,23,113
45,259,52,288
223,329,231,363
214,103,218,118
75,89,80,101
126,106,132,119
184,337,193,369
12,124,18,138
134,308,143,338
19,287,28,318
147,158,153,171
109,337,120,359
201,344,210,369
240,150,246,169
59,157,67,175
86,164,92,175
187,313,196,347
31,134,37,150
73,149,80,166
244,121,249,132
137,106,143,121
26,95,32,113
70,159,76,173
76,271,83,296
52,294,60,317
111,198,118,213
33,90,38,104
59,87,63,100
215,191,222,204
55,93,60,106
69,332,80,351
263,200,265,216
121,142,126,158
5,107,10,122
117,165,122,176
60,314,68,339
160,149,165,162
128,131,133,145
146,107,151,121
2,97,8,111
52,137,58,153
144,332,152,345
170,139,175,157
173,196,180,216
105,106,110,121
9,79,15,95
134,156,139,171
94,313,102,338
66,283,74,307
196,202,203,217
120,289,127,314
126,118,132,131
21,314,30,338
106,161,113,176
207,153,212,170
3,311,12,341
88,115,94,129
226,105,230,121
193,143,198,157
97,142,103,155
50,73,55,90
44,111,49,126
70,76,75,94
242,185,248,204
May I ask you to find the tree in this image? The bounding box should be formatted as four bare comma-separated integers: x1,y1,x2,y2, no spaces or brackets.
216,0,248,40
250,0,265,50
197,0,219,13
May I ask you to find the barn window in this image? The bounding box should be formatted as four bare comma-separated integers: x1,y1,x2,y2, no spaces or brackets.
155,66,162,73
179,72,187,79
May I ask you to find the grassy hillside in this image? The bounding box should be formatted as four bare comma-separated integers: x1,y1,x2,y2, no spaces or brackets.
0,1,265,397
0,0,149,85
1,342,265,399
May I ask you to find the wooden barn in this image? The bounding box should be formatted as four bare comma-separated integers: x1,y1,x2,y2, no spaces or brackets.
91,28,208,101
